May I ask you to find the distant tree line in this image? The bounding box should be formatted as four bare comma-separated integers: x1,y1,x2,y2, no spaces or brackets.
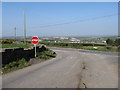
0,40,14,44
106,38,120,46
40,42,106,48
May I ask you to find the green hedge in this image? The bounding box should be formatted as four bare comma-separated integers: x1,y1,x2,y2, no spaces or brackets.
40,42,106,47
1,40,14,44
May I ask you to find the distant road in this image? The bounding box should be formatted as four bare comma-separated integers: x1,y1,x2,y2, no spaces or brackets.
3,47,118,88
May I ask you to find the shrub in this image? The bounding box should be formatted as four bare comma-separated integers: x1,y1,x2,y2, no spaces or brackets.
36,50,57,60
114,39,120,46
2,58,31,74
1,40,14,44
40,42,106,47
106,46,112,49
118,46,120,52
106,38,113,45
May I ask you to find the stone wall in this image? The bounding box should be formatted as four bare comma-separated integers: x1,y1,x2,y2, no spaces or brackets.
1,46,47,65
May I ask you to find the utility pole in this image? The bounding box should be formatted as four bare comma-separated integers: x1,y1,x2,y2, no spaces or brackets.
24,10,26,44
14,27,16,41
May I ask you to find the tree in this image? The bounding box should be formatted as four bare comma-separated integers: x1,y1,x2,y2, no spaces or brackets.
114,39,120,46
106,38,113,45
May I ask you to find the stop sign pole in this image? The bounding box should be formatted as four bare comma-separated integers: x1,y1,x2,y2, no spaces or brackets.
32,36,39,57
34,44,37,57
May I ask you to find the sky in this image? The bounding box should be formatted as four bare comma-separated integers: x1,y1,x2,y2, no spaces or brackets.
2,2,118,37
0,2,2,38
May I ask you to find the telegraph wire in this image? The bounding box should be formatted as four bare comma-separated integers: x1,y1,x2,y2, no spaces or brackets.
28,13,118,29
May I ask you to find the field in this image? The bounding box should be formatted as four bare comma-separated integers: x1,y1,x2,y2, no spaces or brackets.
75,36,118,43
1,36,119,52
81,46,118,52
0,43,32,49
40,42,119,52
0,43,119,52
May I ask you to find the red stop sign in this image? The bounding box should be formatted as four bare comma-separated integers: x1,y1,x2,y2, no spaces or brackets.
31,36,39,44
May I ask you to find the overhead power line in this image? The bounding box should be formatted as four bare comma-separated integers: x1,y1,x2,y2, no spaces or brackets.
28,13,118,29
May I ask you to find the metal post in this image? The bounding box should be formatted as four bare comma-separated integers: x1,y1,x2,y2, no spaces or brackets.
34,44,36,57
14,27,16,41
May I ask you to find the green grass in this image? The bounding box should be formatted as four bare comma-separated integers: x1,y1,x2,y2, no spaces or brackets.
1,47,57,74
44,44,119,52
75,36,118,43
80,46,118,52
36,49,57,60
1,43,32,49
2,58,32,74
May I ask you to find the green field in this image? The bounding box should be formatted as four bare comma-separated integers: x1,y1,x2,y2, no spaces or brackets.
1,43,32,49
40,42,119,52
48,45,118,52
75,36,118,43
0,41,119,52
81,46,118,52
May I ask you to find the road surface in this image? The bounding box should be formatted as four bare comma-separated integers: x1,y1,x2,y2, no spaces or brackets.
3,47,118,88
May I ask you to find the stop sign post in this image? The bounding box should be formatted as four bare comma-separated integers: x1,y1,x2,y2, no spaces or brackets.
32,36,39,57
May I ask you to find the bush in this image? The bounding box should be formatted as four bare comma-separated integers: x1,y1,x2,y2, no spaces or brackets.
118,46,120,52
2,58,31,74
40,42,106,47
106,46,112,49
1,40,14,44
40,45,49,51
106,38,113,45
36,50,57,60
114,39,120,46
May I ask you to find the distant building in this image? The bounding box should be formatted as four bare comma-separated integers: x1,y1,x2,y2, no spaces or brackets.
102,41,106,43
60,37,69,40
43,39,56,42
70,38,80,43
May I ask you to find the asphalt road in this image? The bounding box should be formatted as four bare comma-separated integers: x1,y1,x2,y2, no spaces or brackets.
3,47,118,88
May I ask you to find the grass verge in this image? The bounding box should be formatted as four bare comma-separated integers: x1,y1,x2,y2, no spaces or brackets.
36,48,57,60
45,45,119,52
1,47,57,74
1,58,32,74
1,43,32,49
